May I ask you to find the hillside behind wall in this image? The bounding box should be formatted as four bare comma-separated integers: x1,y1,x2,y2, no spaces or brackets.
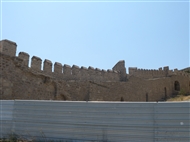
0,39,125,82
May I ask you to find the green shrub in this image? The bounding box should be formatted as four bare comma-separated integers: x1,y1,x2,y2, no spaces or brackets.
178,89,187,96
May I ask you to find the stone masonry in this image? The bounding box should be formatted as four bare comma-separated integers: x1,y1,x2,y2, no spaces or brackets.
0,39,190,101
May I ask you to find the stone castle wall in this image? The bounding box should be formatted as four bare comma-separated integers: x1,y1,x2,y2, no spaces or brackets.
0,40,124,82
128,66,190,79
0,39,190,101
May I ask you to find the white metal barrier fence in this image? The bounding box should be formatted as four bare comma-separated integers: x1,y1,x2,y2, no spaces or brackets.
1,100,190,142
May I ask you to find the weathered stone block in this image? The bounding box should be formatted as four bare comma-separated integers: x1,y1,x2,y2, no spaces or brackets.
158,67,162,71
72,65,80,75
88,66,96,80
31,56,42,71
128,67,137,74
18,52,29,66
54,62,62,74
174,69,178,72
163,66,169,71
63,64,71,75
43,59,52,73
80,66,88,80
0,39,17,56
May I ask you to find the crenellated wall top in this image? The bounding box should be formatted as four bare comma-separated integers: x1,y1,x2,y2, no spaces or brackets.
0,39,189,81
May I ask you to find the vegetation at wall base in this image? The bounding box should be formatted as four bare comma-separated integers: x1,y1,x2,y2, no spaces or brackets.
167,91,190,101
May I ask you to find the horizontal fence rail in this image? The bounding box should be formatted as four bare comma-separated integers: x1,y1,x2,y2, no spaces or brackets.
0,100,190,142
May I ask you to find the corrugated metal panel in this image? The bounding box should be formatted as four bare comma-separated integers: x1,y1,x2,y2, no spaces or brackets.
0,100,190,142
13,101,155,142
0,100,14,138
154,102,190,142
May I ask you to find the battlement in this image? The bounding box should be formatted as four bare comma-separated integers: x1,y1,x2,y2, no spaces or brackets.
128,66,190,78
1,39,190,102
23,55,121,81
0,39,17,56
0,39,189,82
169,69,190,78
128,67,168,78
0,39,122,82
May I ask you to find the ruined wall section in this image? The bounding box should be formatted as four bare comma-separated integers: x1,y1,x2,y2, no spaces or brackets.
112,60,127,81
0,39,121,82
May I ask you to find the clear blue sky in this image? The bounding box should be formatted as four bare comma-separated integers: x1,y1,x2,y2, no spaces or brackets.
1,0,189,73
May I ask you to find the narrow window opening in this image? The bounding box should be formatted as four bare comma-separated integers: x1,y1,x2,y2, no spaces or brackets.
164,87,167,101
146,93,148,102
120,97,124,102
174,81,180,91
